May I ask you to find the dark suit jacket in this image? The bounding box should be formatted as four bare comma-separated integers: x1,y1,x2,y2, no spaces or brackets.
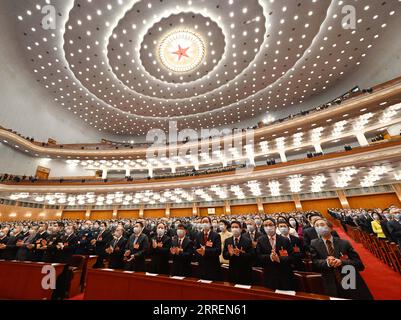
256,234,295,290
107,236,127,269
243,230,263,242
194,231,222,281
0,235,10,259
356,215,373,233
310,237,373,300
283,234,305,271
43,232,63,263
124,233,149,271
56,234,78,264
149,234,172,274
170,236,194,277
31,231,49,262
75,230,94,255
303,227,340,251
3,232,25,260
223,236,254,285
387,220,401,244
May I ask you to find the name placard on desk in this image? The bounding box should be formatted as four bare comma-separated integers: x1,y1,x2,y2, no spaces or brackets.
234,284,252,290
275,290,296,296
197,279,213,284
170,276,185,280
145,272,159,277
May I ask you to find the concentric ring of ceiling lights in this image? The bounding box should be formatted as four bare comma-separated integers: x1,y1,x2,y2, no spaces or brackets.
15,0,401,134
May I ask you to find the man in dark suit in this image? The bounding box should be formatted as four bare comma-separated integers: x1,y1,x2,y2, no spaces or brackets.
256,218,296,290
310,218,373,300
43,223,64,263
32,223,49,262
355,210,373,233
149,222,172,275
277,221,305,271
387,211,401,246
16,226,38,261
1,225,25,260
91,222,113,268
55,225,78,264
194,217,222,281
170,224,193,277
124,221,149,272
223,221,254,285
303,217,340,251
106,226,127,269
243,219,263,249
75,221,94,255
0,227,10,259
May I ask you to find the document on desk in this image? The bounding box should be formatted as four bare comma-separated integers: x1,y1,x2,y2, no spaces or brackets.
234,284,252,289
197,279,213,284
275,290,296,296
170,276,185,280
145,272,159,276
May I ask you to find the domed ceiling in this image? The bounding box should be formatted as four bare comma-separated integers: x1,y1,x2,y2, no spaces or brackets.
12,0,401,135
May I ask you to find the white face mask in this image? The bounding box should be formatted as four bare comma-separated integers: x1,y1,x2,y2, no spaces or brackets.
156,228,165,237
176,229,185,238
264,226,275,236
219,224,226,231
231,227,241,237
133,227,141,235
279,227,289,236
202,223,211,231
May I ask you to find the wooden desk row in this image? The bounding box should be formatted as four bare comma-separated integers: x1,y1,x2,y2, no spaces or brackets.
84,268,330,300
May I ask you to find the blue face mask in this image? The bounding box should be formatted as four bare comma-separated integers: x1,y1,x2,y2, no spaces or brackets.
316,226,330,237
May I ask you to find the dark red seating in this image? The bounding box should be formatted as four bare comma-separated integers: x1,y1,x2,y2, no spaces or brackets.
0,260,65,300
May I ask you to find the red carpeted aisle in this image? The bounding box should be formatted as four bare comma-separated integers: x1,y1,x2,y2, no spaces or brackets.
334,226,401,300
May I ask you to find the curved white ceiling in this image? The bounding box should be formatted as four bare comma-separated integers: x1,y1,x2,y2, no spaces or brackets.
12,0,401,135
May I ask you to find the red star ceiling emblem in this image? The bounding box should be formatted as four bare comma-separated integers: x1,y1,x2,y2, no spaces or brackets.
172,44,190,61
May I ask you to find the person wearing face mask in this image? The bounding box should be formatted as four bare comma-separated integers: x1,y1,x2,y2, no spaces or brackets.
303,214,340,252
355,210,374,234
244,219,262,249
223,221,254,285
92,222,113,268
149,222,172,275
380,210,394,241
106,226,127,269
1,225,25,260
0,227,10,260
288,217,303,242
16,226,38,261
218,220,232,264
254,216,263,232
170,224,193,277
371,212,386,239
75,220,94,255
55,225,78,264
256,218,296,290
310,218,373,300
211,219,220,233
32,223,49,262
387,210,401,246
124,221,149,272
43,222,64,263
194,217,222,281
277,221,304,271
